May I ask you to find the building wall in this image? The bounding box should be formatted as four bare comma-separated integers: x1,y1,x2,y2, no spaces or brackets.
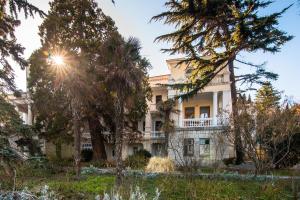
45,142,74,160
182,93,214,118
168,129,235,166
43,58,234,165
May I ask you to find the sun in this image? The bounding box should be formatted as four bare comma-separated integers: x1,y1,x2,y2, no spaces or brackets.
51,55,65,66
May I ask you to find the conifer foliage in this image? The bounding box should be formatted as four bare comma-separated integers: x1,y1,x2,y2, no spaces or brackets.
255,82,281,112
0,0,44,176
153,0,293,164
153,0,292,96
0,0,45,93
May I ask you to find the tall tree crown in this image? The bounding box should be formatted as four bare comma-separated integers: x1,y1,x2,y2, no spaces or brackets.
255,82,281,112
153,0,292,98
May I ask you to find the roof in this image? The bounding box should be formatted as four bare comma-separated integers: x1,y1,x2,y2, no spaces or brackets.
149,74,170,88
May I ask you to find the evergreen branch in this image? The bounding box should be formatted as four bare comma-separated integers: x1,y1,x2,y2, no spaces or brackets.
8,0,46,19
235,59,266,68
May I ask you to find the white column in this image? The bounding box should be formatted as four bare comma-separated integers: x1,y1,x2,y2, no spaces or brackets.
222,90,232,112
178,98,183,127
213,92,218,126
27,103,33,125
145,112,152,138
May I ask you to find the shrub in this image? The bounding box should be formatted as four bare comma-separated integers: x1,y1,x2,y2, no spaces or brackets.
135,149,152,158
81,149,93,162
125,150,152,170
223,157,236,166
98,186,160,200
25,156,49,169
0,185,57,200
145,157,175,173
89,160,116,168
125,155,149,170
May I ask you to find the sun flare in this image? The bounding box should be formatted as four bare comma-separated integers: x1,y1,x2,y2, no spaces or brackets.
51,55,65,66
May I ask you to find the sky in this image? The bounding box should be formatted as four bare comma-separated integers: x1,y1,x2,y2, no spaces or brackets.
14,0,300,102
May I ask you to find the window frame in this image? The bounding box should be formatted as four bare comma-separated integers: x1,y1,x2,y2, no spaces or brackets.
183,138,194,156
199,138,210,155
184,107,195,119
155,95,163,104
200,106,210,118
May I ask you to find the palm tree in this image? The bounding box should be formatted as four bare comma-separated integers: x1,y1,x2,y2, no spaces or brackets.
99,32,150,187
157,99,178,156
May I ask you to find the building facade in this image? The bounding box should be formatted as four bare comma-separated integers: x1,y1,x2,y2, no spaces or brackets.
10,59,234,164
116,58,235,165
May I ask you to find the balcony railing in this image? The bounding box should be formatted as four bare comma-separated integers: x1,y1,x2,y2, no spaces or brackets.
149,104,158,112
151,131,165,138
182,117,228,128
182,118,214,128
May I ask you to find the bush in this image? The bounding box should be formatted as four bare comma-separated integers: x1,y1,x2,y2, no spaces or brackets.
145,157,175,173
25,156,49,169
223,157,236,166
99,186,161,200
135,149,152,158
0,185,57,200
125,150,152,170
81,149,93,162
89,160,116,168
125,155,149,170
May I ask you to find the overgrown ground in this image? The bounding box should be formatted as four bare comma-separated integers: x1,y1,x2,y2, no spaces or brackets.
1,166,299,200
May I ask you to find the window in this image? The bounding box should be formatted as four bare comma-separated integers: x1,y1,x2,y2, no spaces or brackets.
81,143,92,150
199,138,210,155
183,138,194,156
133,146,139,154
112,149,115,157
155,121,163,132
156,95,162,104
200,106,210,118
185,107,195,119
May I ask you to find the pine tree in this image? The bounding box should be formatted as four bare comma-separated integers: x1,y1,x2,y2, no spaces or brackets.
153,0,292,164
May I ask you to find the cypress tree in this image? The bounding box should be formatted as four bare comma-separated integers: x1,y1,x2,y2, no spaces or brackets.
255,82,281,112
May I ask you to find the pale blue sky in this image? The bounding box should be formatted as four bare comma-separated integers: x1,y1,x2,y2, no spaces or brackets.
14,0,300,102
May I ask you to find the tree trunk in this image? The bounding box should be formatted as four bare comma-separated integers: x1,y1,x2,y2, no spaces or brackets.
88,116,107,161
72,99,81,179
115,98,124,188
165,132,169,156
55,141,62,160
228,58,244,165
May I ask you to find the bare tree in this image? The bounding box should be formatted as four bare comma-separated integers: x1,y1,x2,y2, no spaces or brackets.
223,99,299,174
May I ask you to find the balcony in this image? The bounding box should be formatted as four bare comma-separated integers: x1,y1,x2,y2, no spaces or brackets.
182,118,227,128
149,103,158,112
151,131,165,139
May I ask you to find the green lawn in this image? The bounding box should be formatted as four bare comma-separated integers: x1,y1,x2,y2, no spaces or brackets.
1,164,299,200
1,171,299,200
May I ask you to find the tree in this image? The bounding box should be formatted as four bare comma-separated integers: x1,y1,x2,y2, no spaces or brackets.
153,0,292,164
35,0,116,178
0,95,23,176
98,33,151,187
0,0,44,176
28,49,73,160
224,97,300,174
255,82,281,112
0,0,45,93
157,99,178,156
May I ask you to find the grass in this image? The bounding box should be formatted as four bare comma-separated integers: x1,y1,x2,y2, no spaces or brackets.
1,169,299,200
